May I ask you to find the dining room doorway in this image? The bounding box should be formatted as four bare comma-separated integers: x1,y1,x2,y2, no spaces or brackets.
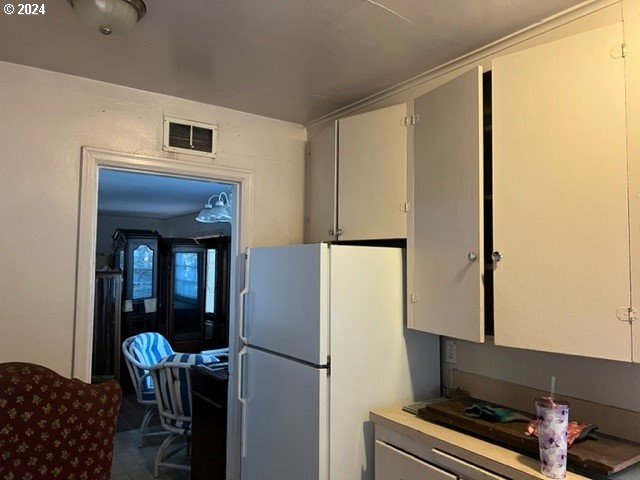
74,147,253,479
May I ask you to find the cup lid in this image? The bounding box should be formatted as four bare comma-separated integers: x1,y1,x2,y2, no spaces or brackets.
535,396,570,409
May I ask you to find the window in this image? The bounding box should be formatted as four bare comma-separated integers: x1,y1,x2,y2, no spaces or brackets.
132,244,154,300
175,252,199,300
205,249,217,314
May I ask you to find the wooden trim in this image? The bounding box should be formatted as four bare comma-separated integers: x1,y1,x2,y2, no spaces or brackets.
452,370,640,443
305,0,621,130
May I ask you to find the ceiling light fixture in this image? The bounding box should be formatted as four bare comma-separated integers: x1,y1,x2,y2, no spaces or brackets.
68,0,146,36
196,192,232,224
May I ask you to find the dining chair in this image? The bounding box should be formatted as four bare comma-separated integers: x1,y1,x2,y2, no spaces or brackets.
122,332,174,446
150,352,219,477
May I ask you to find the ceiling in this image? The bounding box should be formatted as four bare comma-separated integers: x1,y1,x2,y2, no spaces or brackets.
98,169,232,219
0,0,584,124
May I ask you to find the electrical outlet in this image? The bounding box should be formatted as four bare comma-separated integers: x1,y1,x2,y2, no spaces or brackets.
445,339,457,364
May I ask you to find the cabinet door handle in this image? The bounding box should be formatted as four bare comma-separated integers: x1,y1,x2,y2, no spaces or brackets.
336,228,344,236
467,252,477,262
491,251,502,263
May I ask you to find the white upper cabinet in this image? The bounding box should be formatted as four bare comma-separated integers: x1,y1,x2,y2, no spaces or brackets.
305,122,337,243
492,22,632,361
408,67,485,342
338,103,409,241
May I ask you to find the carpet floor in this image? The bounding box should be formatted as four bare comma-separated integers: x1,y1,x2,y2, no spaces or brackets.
117,394,160,433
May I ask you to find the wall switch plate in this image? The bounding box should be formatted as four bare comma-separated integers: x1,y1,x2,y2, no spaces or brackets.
445,339,458,364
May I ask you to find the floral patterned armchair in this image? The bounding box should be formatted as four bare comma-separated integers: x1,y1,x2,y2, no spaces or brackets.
0,362,121,480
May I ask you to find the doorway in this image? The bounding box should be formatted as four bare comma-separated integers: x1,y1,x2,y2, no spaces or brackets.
75,147,252,480
93,169,233,383
92,169,234,478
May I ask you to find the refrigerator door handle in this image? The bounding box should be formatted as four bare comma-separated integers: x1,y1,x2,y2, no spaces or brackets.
237,346,248,458
239,288,249,344
239,248,251,344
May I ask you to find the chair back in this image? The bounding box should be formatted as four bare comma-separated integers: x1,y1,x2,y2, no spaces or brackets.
122,332,174,404
0,362,121,480
150,353,218,435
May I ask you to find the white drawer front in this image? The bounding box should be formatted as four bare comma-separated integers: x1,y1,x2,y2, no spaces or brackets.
375,441,457,480
430,449,507,480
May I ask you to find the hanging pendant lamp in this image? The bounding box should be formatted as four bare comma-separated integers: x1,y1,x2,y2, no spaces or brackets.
196,192,232,224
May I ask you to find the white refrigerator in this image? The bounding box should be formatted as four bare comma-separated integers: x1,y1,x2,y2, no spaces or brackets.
238,243,440,480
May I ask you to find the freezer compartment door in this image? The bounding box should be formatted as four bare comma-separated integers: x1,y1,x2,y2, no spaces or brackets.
240,347,328,480
245,244,329,365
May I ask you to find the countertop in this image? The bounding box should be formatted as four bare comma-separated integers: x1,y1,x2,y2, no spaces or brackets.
370,406,640,480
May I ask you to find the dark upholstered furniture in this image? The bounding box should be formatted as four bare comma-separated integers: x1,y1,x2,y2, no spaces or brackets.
0,362,122,480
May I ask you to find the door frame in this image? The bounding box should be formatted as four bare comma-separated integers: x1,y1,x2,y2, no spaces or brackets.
73,146,252,477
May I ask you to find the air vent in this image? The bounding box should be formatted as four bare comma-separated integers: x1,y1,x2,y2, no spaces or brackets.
163,116,217,158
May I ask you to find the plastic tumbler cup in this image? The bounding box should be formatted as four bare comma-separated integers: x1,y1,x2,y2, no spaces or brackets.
535,397,570,479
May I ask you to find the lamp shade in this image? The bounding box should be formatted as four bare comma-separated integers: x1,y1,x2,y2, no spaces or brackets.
196,194,232,224
71,0,145,35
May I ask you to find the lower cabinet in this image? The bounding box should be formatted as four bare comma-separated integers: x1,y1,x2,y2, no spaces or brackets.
191,365,228,480
375,440,509,480
374,428,508,480
375,440,457,480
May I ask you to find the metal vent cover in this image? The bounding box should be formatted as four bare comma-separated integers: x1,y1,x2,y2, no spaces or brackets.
163,116,217,158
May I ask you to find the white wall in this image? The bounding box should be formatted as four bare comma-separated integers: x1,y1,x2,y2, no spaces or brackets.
163,212,231,239
441,339,640,412
0,60,305,376
96,215,162,255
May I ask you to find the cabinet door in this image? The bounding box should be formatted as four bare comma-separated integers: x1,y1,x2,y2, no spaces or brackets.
375,441,457,480
305,122,337,243
492,23,631,361
168,247,206,352
624,0,640,363
338,103,408,241
408,67,484,342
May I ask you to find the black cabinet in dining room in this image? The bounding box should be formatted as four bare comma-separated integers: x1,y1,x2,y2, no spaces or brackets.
191,364,228,480
166,239,206,353
166,236,231,353
112,229,166,392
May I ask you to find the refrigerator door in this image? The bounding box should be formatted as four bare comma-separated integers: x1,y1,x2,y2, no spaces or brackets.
240,346,328,480
244,244,329,365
